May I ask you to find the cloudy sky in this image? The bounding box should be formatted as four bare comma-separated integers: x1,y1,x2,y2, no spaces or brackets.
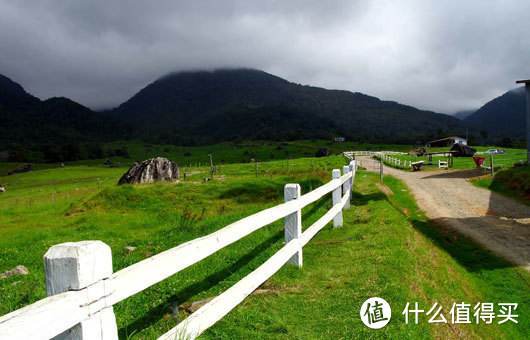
0,0,529,113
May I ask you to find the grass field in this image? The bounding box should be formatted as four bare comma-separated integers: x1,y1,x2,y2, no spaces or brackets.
0,140,412,176
379,146,527,171
0,156,529,339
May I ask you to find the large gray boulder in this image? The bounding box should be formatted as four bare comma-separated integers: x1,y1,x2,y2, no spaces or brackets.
118,157,179,185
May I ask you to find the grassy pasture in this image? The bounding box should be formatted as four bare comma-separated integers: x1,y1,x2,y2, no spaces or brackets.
0,156,528,339
0,140,412,177
381,146,527,171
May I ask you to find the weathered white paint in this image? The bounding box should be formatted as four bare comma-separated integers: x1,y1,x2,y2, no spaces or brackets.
332,169,343,227
284,184,302,267
0,292,87,339
45,241,117,340
44,241,112,294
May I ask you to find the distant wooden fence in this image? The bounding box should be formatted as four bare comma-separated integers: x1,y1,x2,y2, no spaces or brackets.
0,161,357,340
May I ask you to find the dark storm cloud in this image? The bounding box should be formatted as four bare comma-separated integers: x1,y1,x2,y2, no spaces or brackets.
0,0,529,112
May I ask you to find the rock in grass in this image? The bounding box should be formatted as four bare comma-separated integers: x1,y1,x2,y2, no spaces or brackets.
0,265,29,279
118,157,179,185
180,297,214,314
124,246,137,253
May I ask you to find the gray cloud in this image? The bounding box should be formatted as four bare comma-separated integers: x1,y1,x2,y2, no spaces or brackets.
0,0,529,112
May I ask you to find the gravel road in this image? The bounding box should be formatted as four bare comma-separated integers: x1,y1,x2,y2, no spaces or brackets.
359,156,530,271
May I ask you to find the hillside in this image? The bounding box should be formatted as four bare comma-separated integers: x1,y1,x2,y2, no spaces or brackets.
0,74,40,110
112,69,464,144
464,87,526,139
0,74,127,149
2,69,469,150
453,109,475,120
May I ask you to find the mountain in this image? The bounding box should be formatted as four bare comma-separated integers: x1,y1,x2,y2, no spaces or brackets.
0,74,126,148
1,68,470,152
113,69,464,144
464,87,526,139
453,109,475,120
0,74,40,110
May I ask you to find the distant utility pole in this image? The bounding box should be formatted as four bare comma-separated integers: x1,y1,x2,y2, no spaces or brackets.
208,153,214,178
516,79,530,164
489,153,494,176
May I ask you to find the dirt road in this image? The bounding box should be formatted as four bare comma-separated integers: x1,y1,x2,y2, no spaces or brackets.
358,156,530,271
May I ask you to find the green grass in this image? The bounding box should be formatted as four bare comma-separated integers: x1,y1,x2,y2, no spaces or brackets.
0,140,412,176
0,156,528,339
201,173,530,339
471,166,530,206
381,146,527,171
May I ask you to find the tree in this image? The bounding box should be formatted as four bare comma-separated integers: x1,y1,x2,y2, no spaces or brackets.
62,144,82,161
87,143,104,159
8,146,27,162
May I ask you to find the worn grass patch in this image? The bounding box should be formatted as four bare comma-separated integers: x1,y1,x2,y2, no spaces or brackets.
471,166,530,206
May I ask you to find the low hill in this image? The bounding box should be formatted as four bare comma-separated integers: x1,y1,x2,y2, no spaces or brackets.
112,69,464,144
0,74,127,148
464,87,526,139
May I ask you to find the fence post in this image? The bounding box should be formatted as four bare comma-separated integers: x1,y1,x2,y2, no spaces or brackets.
284,184,302,267
349,160,356,190
342,166,351,209
44,241,118,340
332,169,343,227
379,158,383,183
490,154,494,176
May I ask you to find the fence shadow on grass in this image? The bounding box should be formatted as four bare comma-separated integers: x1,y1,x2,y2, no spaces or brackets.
409,217,521,272
394,165,530,271
350,191,387,206
408,191,528,272
118,229,284,338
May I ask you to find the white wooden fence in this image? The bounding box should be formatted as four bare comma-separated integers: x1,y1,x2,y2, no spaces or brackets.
343,150,405,158
344,151,411,170
378,154,412,170
0,161,357,340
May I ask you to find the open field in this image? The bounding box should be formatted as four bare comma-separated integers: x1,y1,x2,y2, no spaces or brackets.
380,146,527,171
0,156,529,338
0,140,412,176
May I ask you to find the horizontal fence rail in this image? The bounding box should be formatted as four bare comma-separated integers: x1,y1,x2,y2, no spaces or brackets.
344,151,411,170
0,161,357,340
